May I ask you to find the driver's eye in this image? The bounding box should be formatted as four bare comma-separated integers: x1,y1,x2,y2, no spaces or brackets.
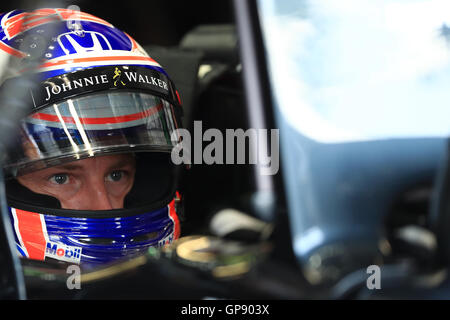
49,173,69,185
107,170,123,182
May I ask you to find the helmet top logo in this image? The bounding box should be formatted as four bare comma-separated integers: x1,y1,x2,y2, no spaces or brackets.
58,31,112,55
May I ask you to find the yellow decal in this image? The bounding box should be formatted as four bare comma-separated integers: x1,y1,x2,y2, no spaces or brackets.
113,67,126,86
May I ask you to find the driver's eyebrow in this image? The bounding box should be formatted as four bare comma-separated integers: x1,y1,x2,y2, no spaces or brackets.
105,157,136,171
59,157,134,170
51,163,83,171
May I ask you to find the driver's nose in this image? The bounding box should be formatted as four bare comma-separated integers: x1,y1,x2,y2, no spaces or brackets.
65,177,115,210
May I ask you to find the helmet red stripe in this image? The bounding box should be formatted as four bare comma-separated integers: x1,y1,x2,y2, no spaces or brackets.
168,197,180,240
14,209,46,261
31,103,163,125
38,55,158,69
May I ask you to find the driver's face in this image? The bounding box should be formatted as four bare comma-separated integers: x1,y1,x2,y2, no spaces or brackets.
17,154,136,210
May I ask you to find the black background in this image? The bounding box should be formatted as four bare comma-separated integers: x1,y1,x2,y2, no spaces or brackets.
1,0,235,47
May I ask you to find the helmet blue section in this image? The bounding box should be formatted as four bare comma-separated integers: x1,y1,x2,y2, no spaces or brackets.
9,202,179,268
43,206,175,266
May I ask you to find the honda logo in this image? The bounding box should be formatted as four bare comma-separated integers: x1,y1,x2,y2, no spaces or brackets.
58,31,112,54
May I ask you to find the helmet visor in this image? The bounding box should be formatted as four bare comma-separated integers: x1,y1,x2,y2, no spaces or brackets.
4,91,180,177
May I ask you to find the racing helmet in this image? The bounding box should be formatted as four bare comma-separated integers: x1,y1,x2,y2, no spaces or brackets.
0,8,183,267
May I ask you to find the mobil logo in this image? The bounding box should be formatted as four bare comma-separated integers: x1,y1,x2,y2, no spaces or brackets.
45,241,82,264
